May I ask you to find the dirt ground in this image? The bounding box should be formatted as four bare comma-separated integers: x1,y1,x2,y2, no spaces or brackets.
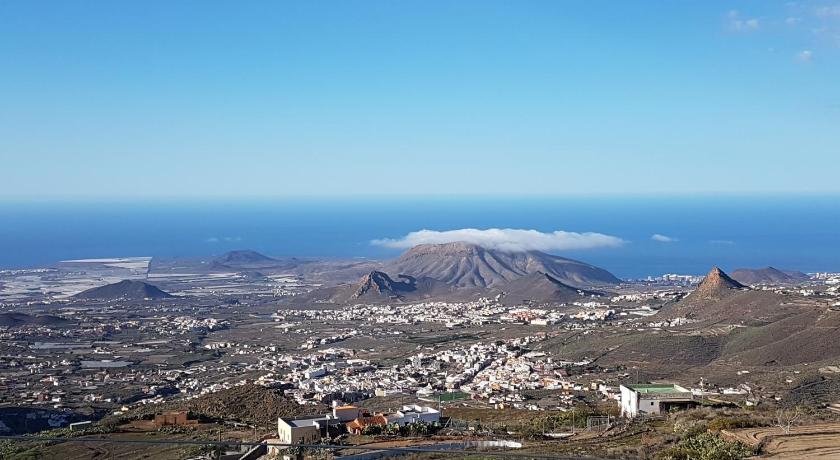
723,422,840,458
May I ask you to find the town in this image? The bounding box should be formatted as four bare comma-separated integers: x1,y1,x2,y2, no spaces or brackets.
3,250,840,458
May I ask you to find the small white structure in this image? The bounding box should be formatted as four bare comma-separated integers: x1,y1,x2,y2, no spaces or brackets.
277,415,335,445
304,367,326,379
620,384,694,417
387,404,440,426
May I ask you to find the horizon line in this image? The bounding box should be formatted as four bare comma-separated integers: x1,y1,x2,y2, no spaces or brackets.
2,191,840,204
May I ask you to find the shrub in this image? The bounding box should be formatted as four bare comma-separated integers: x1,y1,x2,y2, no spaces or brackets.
672,418,709,438
656,432,753,460
708,416,760,432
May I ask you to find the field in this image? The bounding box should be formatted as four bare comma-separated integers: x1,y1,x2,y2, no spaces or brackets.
723,422,840,458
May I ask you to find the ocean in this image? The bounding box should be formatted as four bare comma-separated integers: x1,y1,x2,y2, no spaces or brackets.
1,196,838,278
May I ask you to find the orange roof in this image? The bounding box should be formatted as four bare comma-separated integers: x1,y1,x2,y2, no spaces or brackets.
348,415,388,430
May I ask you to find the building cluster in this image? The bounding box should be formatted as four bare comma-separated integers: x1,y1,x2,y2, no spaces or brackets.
636,274,704,285
276,299,630,332
277,402,440,445
171,316,229,333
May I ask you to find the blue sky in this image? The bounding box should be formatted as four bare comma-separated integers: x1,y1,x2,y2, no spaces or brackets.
1,1,838,198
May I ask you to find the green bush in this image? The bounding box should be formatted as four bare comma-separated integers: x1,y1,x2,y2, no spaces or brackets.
361,424,383,436
673,418,709,438
707,416,760,432
656,432,753,460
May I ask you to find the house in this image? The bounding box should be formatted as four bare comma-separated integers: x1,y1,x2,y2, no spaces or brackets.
277,415,336,445
387,405,440,426
153,410,198,427
619,384,695,417
332,403,361,422
346,413,389,434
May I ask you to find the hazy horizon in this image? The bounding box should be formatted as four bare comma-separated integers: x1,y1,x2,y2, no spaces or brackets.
2,195,838,277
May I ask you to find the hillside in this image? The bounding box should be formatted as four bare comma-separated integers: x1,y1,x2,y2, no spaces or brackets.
0,312,73,328
730,266,810,285
126,384,313,428
309,270,458,303
72,280,174,300
687,267,745,300
384,242,620,288
658,267,787,322
493,272,604,305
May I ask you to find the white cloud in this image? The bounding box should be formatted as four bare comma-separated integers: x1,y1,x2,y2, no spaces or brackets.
709,239,736,246
797,49,813,61
816,5,840,18
728,10,760,31
371,228,625,252
786,16,802,26
204,236,243,243
651,234,678,243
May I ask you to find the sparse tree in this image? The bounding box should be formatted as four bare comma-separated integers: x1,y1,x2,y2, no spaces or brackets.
774,407,802,435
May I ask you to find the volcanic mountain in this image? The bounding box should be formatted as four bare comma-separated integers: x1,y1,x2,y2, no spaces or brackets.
72,280,174,300
659,267,757,321
730,266,810,286
352,271,415,298
689,267,746,299
383,242,620,288
308,271,457,303
493,272,604,305
212,250,276,266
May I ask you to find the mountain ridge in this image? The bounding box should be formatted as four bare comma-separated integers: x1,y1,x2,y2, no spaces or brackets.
730,266,809,285
492,271,605,305
384,242,620,288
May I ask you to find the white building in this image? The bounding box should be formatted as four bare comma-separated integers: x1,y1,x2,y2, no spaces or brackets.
332,402,362,422
387,405,440,426
619,384,694,417
277,415,335,444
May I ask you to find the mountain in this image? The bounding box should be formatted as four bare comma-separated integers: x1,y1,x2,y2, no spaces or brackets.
730,266,810,285
212,250,276,266
0,312,73,328
352,271,417,299
493,272,604,305
690,267,746,299
306,271,458,304
72,280,174,300
660,267,753,321
383,242,620,289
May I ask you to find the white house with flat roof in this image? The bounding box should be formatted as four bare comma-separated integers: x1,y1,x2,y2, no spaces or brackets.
277,415,336,445
387,405,440,426
620,384,694,417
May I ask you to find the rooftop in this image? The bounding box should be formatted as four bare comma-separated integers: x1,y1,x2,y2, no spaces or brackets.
280,415,332,428
623,384,688,394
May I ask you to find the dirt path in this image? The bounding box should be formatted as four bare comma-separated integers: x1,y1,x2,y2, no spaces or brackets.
722,422,840,458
